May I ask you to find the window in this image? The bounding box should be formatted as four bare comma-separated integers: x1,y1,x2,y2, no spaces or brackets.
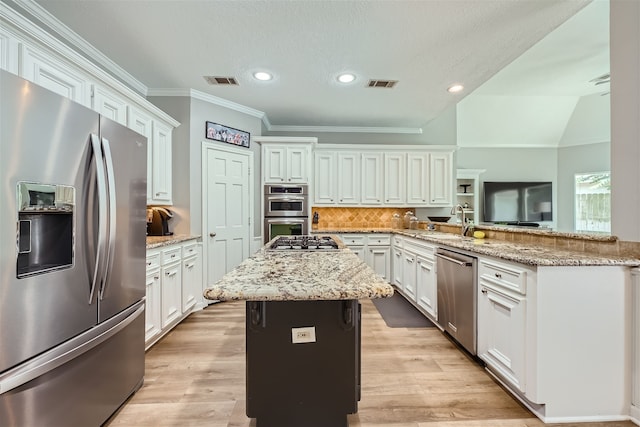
575,172,610,233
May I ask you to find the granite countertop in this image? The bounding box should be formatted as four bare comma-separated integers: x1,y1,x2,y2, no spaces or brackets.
203,237,394,302
316,228,640,267
146,234,200,249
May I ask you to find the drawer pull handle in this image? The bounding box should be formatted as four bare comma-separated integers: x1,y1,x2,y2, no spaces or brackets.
154,276,159,280
495,273,502,279
481,288,488,294
166,271,177,277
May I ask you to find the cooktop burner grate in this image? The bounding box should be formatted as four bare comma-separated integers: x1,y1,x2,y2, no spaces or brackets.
270,235,339,251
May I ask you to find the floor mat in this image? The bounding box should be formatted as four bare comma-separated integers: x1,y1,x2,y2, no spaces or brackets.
372,292,436,328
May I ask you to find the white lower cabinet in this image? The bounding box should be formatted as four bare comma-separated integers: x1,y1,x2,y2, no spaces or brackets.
144,252,161,345
339,233,390,280
391,235,404,288
145,239,202,349
402,251,417,302
416,255,436,320
161,258,182,328
477,273,526,393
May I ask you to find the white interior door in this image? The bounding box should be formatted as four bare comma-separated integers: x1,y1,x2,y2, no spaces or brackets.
203,143,252,296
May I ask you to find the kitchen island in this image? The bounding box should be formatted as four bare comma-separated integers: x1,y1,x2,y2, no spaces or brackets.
203,236,393,427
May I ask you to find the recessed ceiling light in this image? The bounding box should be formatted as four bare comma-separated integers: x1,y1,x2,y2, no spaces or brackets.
337,73,356,84
253,71,273,81
447,84,464,93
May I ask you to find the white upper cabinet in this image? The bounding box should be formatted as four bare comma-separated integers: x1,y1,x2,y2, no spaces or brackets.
406,153,429,205
150,121,173,205
314,151,336,204
337,152,360,204
21,44,91,107
384,153,406,205
0,27,19,74
92,84,128,125
313,146,454,207
258,139,314,184
361,152,383,205
428,152,453,206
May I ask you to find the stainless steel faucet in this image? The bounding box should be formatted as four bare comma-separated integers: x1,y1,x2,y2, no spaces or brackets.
451,204,467,236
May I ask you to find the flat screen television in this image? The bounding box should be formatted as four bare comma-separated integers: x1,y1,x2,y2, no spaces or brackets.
483,181,553,224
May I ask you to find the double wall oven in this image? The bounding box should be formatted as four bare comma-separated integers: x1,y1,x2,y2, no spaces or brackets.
264,184,309,243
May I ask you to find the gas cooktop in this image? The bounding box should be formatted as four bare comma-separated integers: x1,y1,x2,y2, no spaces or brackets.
269,235,339,251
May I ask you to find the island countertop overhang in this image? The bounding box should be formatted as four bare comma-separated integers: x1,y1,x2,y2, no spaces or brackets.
203,237,394,302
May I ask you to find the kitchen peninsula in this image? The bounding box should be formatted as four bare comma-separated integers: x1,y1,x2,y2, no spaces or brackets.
203,236,393,427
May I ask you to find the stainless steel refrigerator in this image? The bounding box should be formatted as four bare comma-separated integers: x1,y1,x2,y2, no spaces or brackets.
0,70,147,426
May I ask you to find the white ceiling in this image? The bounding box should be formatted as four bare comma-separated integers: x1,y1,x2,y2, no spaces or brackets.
33,0,605,137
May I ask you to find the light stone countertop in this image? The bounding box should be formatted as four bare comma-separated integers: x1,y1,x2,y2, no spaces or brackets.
203,236,394,302
317,228,640,267
146,234,200,249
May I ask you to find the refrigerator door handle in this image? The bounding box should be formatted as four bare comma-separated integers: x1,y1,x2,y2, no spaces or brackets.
99,137,117,300
0,302,144,395
89,133,108,304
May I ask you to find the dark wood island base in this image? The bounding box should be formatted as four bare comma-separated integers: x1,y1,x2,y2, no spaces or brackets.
245,300,361,427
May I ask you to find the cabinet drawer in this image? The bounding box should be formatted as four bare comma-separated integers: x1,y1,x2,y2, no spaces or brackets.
341,234,366,246
146,251,160,270
366,234,390,246
479,259,528,294
404,238,436,257
161,246,182,265
182,241,198,258
391,235,403,248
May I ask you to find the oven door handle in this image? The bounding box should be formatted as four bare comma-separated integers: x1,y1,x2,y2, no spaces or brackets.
266,218,307,224
267,196,306,201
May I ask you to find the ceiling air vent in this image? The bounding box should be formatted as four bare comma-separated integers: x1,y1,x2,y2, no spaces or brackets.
204,76,239,85
367,79,398,88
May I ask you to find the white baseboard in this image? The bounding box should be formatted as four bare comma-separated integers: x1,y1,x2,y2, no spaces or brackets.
631,404,640,426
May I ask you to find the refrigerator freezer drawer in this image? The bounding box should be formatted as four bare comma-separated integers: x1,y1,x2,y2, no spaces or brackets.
0,302,145,427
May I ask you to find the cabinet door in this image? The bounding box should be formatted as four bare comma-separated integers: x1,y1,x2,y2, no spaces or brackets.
128,107,154,202
406,153,428,205
263,145,287,183
416,256,437,320
314,152,336,204
361,153,383,205
21,44,91,107
337,152,360,204
150,121,173,204
402,252,417,302
477,281,526,393
368,246,390,281
161,261,182,328
181,253,201,313
632,269,640,409
145,268,161,344
384,153,406,205
287,146,310,183
392,248,403,287
429,152,453,206
348,245,366,263
92,85,128,125
0,27,19,74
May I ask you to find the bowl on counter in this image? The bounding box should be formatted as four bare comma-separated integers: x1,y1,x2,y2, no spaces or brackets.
427,216,451,223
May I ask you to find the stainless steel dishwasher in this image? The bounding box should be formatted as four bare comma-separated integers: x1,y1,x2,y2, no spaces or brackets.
435,248,477,355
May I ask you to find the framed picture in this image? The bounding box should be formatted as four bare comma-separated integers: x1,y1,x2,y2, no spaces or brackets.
205,121,250,148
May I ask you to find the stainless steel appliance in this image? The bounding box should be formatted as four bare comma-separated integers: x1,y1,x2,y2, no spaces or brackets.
264,184,309,217
263,184,309,243
0,70,147,426
435,248,477,355
268,235,339,251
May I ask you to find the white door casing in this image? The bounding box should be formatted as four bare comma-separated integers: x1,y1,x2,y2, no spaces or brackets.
202,142,253,298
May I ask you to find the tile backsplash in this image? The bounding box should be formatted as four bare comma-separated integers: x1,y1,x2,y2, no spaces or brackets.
312,207,416,229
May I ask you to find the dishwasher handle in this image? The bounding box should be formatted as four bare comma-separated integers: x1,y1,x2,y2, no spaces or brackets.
435,252,473,267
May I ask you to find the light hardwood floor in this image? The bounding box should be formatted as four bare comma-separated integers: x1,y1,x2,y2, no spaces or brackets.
106,300,634,427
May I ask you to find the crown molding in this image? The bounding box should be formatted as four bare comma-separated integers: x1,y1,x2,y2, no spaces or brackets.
267,125,423,134
9,0,148,95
